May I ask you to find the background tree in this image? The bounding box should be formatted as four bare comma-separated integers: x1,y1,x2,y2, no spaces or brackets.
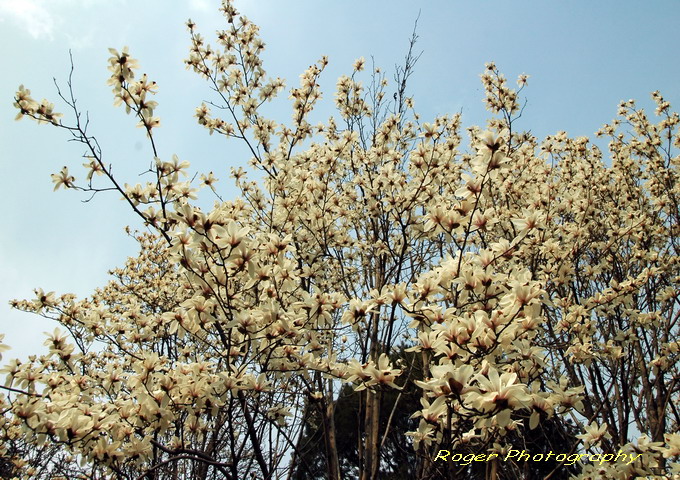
290,346,422,480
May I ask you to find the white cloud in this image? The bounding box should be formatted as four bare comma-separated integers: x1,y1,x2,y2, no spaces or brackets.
0,0,56,39
0,0,123,41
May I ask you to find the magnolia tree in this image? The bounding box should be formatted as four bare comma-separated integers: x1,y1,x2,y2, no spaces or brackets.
3,1,680,479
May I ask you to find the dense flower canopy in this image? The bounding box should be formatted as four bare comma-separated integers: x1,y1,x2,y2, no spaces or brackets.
3,1,679,479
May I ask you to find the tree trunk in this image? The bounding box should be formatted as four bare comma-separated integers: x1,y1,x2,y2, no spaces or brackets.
321,395,341,480
362,388,381,480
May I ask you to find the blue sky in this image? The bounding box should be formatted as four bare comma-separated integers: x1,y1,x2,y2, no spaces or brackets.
1,0,679,361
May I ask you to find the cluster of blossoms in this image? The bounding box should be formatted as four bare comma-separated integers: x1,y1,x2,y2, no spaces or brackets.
4,1,680,479
13,86,62,125
107,47,160,132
